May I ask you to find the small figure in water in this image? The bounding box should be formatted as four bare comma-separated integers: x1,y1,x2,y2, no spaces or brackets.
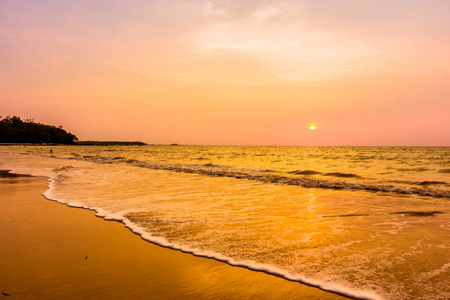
50,149,53,154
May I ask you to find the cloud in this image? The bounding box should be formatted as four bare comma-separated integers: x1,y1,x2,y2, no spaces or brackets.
192,4,384,82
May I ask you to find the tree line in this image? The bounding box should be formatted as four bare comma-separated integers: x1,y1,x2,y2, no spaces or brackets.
0,116,78,144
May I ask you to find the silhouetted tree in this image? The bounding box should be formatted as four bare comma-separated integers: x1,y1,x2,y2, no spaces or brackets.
0,116,78,144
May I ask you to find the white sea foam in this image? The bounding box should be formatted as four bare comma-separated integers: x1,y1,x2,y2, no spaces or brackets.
416,262,450,281
38,172,383,300
80,156,450,198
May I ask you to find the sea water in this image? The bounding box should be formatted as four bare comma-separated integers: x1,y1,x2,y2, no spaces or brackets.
1,145,449,300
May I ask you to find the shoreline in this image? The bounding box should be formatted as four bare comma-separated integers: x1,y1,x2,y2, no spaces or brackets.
0,175,351,299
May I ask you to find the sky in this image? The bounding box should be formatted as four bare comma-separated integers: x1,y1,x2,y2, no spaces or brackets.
1,0,449,146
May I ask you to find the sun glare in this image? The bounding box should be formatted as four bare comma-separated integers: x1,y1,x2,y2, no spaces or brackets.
309,123,317,130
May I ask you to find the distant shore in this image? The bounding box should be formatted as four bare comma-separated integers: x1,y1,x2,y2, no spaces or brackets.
0,174,349,299
75,141,147,146
0,141,147,146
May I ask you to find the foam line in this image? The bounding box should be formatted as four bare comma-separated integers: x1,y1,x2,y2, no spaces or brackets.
39,174,384,300
34,154,450,198
126,161,449,199
65,155,450,198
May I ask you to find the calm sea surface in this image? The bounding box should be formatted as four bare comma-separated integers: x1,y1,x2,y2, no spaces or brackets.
1,145,449,299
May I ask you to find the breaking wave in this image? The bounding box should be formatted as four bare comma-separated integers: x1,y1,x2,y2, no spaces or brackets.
78,155,450,199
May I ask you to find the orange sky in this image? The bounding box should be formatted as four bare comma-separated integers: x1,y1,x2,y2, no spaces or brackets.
1,0,449,145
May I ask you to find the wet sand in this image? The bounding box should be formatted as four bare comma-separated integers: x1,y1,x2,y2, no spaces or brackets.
0,175,350,299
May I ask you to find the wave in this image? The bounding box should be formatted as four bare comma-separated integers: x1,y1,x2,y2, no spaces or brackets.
415,181,447,186
323,172,361,178
323,211,446,218
289,169,321,175
75,155,450,199
289,170,362,179
395,167,429,172
41,176,381,300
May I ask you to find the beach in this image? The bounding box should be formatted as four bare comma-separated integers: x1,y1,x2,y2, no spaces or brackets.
2,145,449,299
0,174,349,299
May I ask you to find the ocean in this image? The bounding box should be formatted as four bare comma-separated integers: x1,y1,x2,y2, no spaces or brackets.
1,145,449,299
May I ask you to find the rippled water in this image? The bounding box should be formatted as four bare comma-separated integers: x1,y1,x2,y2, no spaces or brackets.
1,145,449,300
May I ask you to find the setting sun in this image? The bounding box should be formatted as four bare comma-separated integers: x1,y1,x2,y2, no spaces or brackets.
309,123,317,130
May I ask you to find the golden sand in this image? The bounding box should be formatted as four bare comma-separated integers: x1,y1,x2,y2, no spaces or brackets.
0,176,349,299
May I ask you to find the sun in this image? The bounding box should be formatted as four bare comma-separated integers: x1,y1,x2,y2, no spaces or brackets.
308,123,317,130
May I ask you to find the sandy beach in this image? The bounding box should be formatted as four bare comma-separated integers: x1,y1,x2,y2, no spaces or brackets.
0,174,349,299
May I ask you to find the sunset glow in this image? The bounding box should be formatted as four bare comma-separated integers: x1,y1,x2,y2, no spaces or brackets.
1,1,449,145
